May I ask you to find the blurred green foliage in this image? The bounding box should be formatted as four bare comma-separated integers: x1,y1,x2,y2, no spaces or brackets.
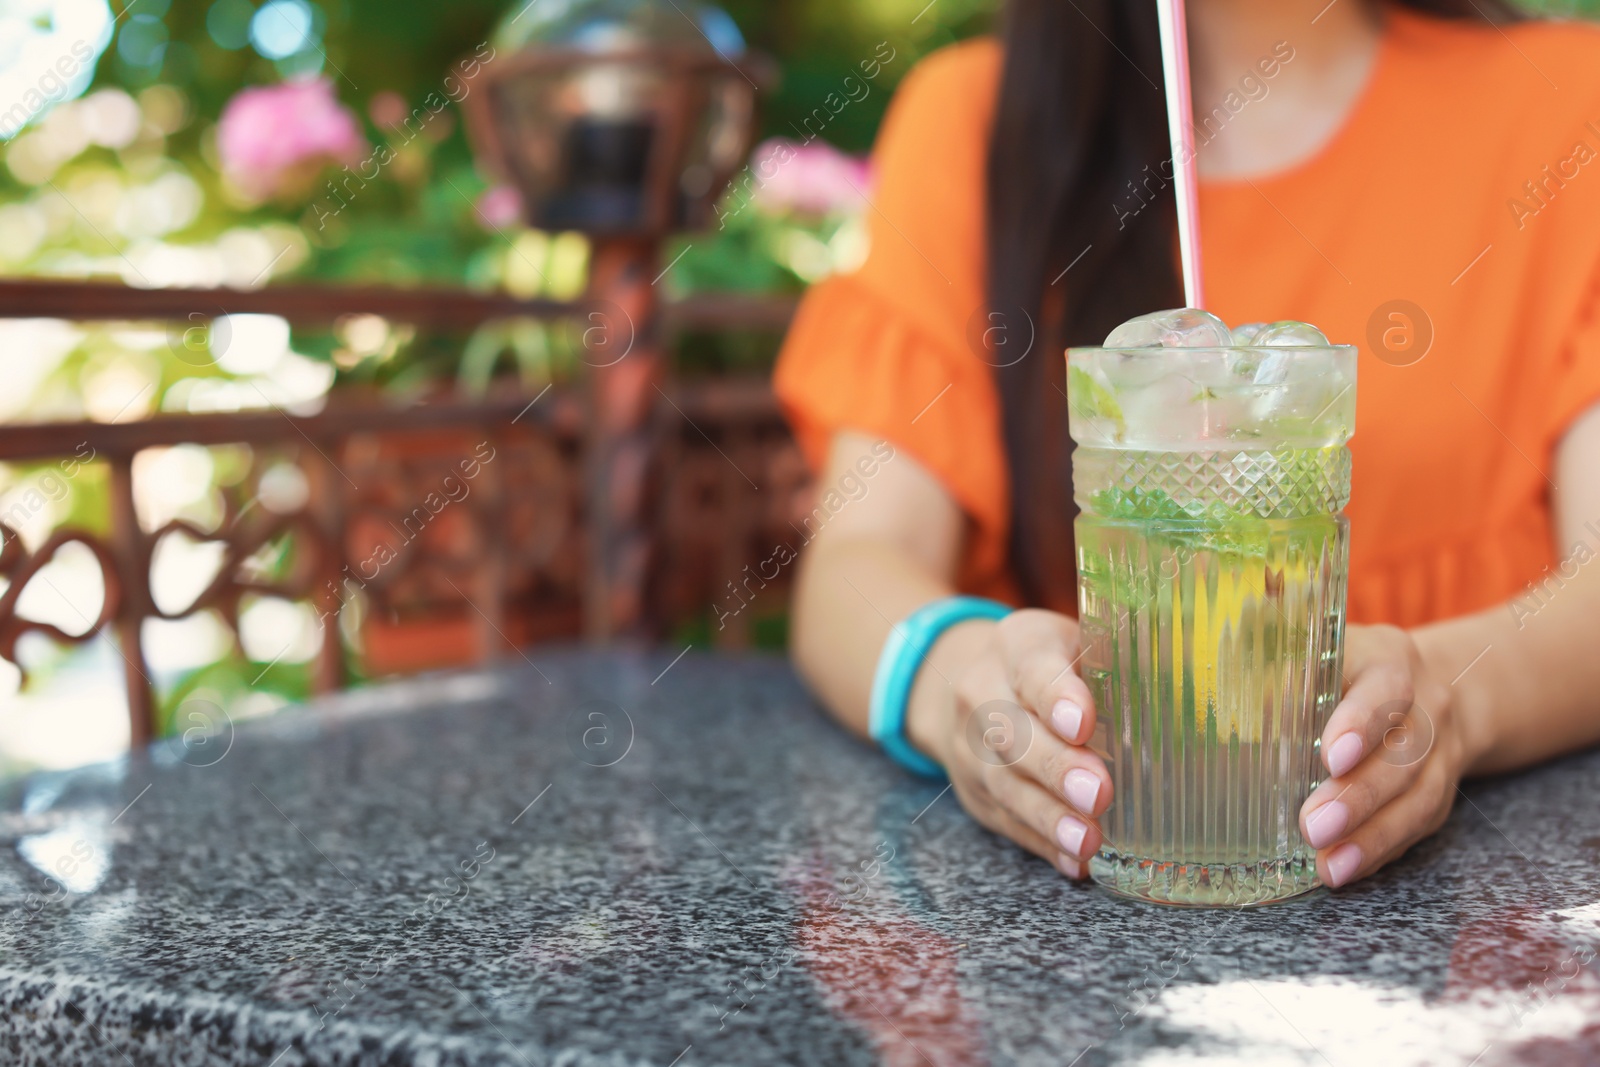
95,0,1000,287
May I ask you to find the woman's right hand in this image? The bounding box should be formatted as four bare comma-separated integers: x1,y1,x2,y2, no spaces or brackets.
905,609,1110,878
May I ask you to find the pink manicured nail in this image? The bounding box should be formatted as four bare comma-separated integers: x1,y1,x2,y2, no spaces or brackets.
1055,815,1090,857
1326,732,1364,778
1051,700,1084,742
1304,800,1350,849
1056,853,1085,879
1064,769,1101,814
1325,842,1363,887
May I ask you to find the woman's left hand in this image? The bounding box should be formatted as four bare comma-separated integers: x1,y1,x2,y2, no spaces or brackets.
1297,624,1472,888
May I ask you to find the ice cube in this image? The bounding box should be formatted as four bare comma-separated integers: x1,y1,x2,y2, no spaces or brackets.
1230,322,1270,345
1223,348,1263,381
1254,320,1329,347
1104,308,1232,349
1253,351,1290,385
1117,370,1213,446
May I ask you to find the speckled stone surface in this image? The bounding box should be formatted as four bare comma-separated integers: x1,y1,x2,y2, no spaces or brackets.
1,649,1598,1066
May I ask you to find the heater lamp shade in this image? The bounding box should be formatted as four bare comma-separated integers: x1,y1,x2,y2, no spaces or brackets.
463,0,771,236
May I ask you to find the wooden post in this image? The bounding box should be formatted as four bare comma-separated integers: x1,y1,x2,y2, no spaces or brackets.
710,426,752,651
583,237,663,642
304,448,347,694
474,431,512,660
106,452,154,748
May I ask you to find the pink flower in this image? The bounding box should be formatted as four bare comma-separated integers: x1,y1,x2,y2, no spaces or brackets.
475,185,523,230
218,79,366,200
749,138,872,217
368,90,408,130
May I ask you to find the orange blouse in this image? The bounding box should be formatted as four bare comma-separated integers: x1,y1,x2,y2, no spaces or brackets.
774,10,1600,628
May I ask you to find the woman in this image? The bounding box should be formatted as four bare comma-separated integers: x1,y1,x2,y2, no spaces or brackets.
776,0,1600,888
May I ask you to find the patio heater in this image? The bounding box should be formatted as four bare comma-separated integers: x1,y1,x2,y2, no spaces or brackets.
463,0,770,641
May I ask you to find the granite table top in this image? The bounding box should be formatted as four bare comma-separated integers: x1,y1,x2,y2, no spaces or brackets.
1,648,1598,1066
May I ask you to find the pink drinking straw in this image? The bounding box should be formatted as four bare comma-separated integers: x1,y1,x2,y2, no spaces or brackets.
1154,0,1205,310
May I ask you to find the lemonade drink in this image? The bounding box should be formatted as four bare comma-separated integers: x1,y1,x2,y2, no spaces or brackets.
1068,320,1355,906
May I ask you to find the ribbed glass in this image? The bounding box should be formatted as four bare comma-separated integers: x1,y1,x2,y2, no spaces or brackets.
1075,445,1350,906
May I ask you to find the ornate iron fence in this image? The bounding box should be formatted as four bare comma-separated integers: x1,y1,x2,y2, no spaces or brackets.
0,276,803,746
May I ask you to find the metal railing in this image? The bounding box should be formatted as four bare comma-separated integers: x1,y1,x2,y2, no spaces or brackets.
0,273,802,746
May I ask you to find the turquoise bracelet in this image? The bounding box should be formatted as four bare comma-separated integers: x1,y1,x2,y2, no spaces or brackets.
868,596,1013,779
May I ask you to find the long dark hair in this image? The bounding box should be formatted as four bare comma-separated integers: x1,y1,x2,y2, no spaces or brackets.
986,0,1525,612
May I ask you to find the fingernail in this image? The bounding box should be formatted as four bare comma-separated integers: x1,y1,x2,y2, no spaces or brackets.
1325,842,1363,887
1064,769,1101,814
1056,853,1085,879
1055,815,1090,857
1051,700,1084,742
1304,800,1349,849
1326,732,1364,778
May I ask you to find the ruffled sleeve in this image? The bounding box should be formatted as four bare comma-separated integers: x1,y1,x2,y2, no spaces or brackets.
772,38,1017,601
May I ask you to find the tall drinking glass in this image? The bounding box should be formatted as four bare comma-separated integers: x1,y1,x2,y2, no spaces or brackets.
1066,341,1356,906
